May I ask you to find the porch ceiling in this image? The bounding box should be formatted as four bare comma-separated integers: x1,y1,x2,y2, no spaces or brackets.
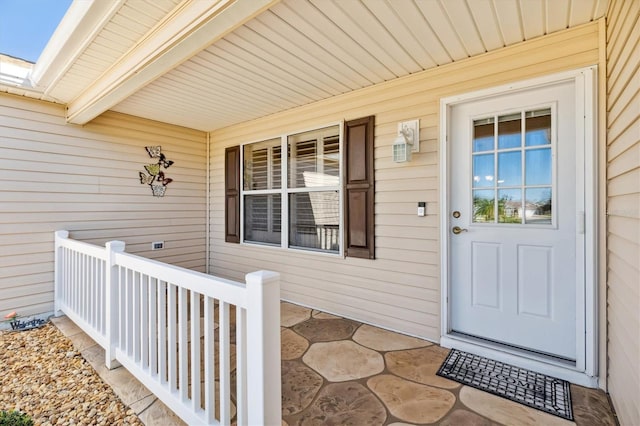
35,0,607,132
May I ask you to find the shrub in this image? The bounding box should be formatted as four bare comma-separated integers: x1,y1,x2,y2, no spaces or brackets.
0,411,33,426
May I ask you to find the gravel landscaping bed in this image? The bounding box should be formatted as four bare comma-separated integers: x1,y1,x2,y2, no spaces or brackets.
0,323,143,426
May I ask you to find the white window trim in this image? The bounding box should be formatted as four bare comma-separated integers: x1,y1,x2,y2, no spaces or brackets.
240,122,344,256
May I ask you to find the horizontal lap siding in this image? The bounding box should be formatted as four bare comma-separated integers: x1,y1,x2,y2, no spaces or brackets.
0,95,207,317
605,0,640,424
208,23,600,341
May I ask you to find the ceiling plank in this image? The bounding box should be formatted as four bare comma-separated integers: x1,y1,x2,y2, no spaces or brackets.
388,1,452,65
343,0,423,74
269,1,385,83
520,0,546,39
466,0,504,51
546,0,571,33
440,0,486,56
191,50,305,107
569,0,596,27
117,4,161,28
592,0,608,20
415,0,469,61
66,0,279,125
309,0,406,78
211,38,325,102
493,0,524,46
364,0,437,70
248,12,370,89
228,26,350,95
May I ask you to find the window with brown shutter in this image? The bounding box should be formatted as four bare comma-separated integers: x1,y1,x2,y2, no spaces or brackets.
344,116,375,259
224,146,240,243
230,119,373,257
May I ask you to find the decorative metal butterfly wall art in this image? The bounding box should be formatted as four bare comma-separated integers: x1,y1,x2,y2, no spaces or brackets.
139,146,174,197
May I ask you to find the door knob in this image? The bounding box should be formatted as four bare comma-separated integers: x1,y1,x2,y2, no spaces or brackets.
452,226,468,235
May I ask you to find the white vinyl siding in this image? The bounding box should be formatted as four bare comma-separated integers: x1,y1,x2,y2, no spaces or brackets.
605,0,640,424
0,94,207,318
209,23,600,341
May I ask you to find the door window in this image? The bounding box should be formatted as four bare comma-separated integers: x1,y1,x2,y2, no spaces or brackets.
472,108,553,224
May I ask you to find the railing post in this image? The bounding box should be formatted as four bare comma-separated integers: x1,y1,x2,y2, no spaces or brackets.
245,270,281,426
54,230,69,316
105,240,125,370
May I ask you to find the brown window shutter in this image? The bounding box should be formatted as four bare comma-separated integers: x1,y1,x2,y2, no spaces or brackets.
344,116,375,259
225,146,240,243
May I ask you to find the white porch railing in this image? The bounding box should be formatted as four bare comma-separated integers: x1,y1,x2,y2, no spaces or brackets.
54,230,281,426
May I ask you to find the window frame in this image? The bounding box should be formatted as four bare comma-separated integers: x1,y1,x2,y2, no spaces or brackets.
240,121,344,256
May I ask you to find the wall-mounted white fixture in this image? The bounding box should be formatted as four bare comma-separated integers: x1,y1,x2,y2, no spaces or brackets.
418,202,426,216
392,119,419,163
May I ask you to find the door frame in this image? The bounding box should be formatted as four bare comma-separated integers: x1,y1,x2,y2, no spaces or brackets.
439,67,598,387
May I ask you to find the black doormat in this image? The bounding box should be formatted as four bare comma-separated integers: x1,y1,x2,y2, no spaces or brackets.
436,349,573,420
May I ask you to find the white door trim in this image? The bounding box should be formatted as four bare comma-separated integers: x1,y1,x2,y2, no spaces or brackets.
439,66,598,387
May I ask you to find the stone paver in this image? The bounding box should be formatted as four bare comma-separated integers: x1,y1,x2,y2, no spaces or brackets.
459,386,575,426
385,346,460,389
281,302,312,327
128,394,156,416
439,409,501,426
290,382,387,425
293,317,359,342
353,324,430,351
281,328,309,360
368,374,456,424
303,340,384,382
136,398,185,426
281,360,324,416
45,302,618,426
571,384,619,426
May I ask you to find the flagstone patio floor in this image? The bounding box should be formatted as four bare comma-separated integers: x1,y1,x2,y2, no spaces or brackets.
51,301,618,425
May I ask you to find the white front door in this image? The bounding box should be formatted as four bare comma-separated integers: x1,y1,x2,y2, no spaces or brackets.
449,80,583,361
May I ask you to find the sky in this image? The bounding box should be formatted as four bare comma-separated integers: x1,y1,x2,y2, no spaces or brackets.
0,0,73,63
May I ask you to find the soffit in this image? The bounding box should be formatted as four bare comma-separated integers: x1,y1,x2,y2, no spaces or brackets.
47,0,182,103
103,0,607,132
0,55,58,102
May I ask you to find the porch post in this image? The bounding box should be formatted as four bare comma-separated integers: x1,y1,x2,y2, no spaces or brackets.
245,270,281,425
53,230,69,316
105,240,125,370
